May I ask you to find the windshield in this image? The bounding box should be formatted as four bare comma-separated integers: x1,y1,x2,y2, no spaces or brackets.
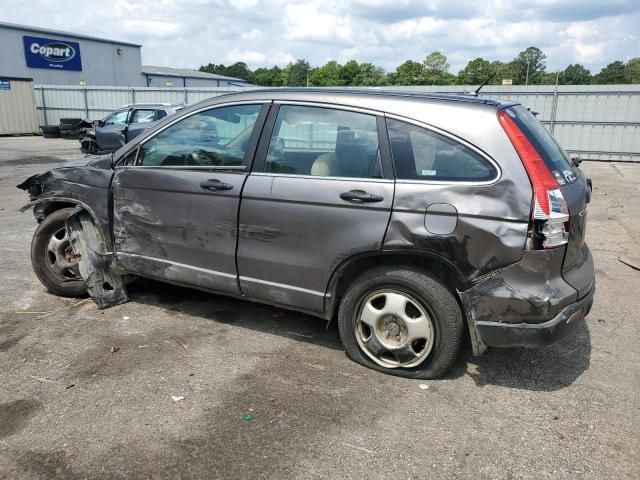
506,105,576,184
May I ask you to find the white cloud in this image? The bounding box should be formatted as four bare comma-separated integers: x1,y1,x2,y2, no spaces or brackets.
0,0,637,74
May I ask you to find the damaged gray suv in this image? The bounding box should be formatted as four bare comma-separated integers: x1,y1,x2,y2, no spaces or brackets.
18,89,595,378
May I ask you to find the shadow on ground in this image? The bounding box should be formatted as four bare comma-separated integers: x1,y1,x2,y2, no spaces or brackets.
128,278,591,393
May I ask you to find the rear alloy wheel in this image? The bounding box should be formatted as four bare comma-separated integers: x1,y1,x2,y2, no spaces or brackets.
338,267,463,379
31,208,87,297
356,289,435,368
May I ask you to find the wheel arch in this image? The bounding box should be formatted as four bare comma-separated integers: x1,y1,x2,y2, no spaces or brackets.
326,250,466,316
21,197,102,227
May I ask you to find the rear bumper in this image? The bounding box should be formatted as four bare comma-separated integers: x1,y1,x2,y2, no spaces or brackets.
475,282,595,347
459,244,595,354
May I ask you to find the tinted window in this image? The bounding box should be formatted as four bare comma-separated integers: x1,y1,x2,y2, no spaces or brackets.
137,104,261,167
131,109,155,124
387,119,495,182
104,109,129,126
506,105,576,184
155,110,168,120
264,105,382,179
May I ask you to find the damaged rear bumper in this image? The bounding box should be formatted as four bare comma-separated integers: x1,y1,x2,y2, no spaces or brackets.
459,245,595,355
475,282,595,348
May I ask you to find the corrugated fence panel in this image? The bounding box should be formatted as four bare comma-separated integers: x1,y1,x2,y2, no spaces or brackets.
32,84,640,161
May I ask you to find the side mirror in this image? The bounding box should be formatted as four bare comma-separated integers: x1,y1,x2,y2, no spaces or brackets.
95,120,104,128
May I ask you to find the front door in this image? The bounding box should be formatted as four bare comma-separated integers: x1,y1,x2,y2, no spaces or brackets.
96,108,130,151
237,104,394,313
125,108,157,142
112,103,268,294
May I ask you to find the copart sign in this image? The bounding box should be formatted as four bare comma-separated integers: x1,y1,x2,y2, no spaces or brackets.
23,35,83,71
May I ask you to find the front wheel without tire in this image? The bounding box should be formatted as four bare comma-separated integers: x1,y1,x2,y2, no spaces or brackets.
338,267,463,379
30,207,87,297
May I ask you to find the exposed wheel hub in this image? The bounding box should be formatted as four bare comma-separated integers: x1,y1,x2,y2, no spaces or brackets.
46,227,81,281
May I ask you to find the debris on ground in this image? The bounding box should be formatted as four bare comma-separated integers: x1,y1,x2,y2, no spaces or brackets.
618,257,640,271
110,346,120,353
123,316,130,320
419,383,430,390
171,395,185,402
65,384,75,389
243,413,253,421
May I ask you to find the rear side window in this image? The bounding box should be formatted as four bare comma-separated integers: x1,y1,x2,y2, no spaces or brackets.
505,105,576,184
387,119,496,182
264,105,382,179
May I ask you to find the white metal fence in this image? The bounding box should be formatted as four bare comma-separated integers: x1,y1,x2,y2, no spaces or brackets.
33,84,640,162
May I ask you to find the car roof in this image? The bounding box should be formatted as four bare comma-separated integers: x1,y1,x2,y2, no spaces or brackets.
119,103,181,109
249,87,504,106
201,87,511,108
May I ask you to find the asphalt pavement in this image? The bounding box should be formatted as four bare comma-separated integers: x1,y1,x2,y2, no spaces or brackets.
0,136,638,479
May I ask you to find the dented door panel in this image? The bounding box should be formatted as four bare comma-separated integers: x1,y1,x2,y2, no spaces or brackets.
237,174,394,312
112,167,245,293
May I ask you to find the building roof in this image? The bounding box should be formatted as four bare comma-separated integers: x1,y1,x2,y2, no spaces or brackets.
141,65,248,83
0,21,142,47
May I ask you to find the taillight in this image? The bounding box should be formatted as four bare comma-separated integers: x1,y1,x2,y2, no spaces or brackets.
498,109,569,249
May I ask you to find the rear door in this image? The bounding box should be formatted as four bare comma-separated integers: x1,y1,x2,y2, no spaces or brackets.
96,108,130,151
237,103,394,313
111,103,268,294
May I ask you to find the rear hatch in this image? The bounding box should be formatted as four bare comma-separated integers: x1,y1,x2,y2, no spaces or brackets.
504,106,593,295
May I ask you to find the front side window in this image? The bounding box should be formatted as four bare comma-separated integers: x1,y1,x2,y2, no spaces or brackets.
387,119,496,182
264,105,382,179
131,109,156,124
136,104,262,167
104,109,129,126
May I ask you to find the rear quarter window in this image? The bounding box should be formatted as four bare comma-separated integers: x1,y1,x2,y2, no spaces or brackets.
505,105,577,184
386,119,496,182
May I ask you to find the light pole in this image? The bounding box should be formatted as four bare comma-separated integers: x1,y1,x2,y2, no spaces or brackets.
525,60,530,86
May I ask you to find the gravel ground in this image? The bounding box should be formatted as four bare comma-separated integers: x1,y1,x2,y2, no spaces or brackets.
0,136,638,479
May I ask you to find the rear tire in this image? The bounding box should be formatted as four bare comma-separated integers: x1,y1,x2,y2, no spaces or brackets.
338,266,463,379
30,208,87,297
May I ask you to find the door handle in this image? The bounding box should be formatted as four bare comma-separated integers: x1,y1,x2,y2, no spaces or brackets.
200,179,234,191
339,190,384,203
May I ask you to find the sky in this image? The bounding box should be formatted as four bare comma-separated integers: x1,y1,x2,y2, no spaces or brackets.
2,0,639,74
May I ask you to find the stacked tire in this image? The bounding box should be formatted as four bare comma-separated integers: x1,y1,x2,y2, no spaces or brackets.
59,118,84,140
41,125,61,138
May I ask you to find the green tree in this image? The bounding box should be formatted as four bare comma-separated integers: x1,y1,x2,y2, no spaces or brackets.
353,63,387,86
340,60,362,86
199,62,254,82
593,61,626,84
281,59,311,86
457,58,494,85
394,60,425,85
253,66,283,86
624,58,640,83
423,51,451,84
561,64,591,85
515,47,547,84
309,61,343,86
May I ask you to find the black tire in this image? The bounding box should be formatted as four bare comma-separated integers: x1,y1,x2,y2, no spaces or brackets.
338,267,463,379
41,125,60,138
31,208,87,297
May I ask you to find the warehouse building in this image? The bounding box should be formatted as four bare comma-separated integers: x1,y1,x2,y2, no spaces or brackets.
0,21,248,87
